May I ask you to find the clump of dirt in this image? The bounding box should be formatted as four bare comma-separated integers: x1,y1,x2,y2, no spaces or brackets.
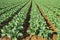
22,35,47,40
1,36,12,40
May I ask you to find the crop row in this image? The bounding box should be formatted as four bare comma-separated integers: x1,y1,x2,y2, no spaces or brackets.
0,0,28,15
0,0,29,24
35,0,60,40
0,1,21,10
27,2,53,39
0,0,23,8
1,0,31,40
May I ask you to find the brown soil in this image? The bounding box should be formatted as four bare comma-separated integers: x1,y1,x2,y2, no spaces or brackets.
1,36,12,40
52,34,57,40
0,35,47,40
22,35,47,40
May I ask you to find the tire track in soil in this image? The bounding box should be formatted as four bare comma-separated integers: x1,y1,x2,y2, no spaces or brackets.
0,1,26,16
35,2,57,40
0,1,30,37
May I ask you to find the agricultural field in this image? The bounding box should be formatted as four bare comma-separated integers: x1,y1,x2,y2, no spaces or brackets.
0,0,60,40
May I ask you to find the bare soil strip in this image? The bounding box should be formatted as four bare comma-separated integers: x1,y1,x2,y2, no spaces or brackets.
35,2,57,40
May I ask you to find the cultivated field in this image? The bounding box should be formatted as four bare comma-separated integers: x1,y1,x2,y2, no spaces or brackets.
0,0,60,40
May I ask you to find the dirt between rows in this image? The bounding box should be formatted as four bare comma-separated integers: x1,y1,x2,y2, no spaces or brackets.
22,35,47,40
0,35,47,40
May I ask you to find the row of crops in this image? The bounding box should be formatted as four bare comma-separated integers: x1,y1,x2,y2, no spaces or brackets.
27,2,53,39
0,0,60,40
0,0,23,8
34,0,60,40
0,0,31,40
